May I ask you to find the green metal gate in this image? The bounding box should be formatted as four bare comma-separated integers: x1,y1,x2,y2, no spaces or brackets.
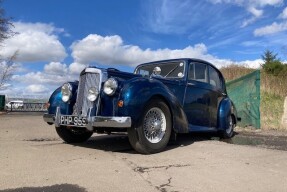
0,95,5,111
226,70,261,129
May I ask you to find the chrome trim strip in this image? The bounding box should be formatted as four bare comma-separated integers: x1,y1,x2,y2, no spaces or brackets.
85,68,102,74
86,107,93,131
92,116,131,128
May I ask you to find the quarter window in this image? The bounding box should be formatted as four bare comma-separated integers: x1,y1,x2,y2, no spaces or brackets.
208,66,222,89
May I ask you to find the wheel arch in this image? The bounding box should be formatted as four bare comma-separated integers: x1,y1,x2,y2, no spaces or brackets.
218,98,238,131
48,81,78,115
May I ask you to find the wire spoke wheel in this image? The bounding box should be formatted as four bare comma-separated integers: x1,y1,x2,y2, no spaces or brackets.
143,107,167,143
225,115,234,135
127,99,172,154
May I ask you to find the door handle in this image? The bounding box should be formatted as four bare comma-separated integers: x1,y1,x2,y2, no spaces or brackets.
187,82,194,86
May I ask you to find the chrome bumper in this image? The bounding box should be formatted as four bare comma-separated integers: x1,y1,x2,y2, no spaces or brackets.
43,107,131,131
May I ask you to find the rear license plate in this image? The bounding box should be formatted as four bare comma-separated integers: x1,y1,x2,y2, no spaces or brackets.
60,115,87,127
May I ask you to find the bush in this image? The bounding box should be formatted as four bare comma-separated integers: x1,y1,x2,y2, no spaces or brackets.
261,49,287,76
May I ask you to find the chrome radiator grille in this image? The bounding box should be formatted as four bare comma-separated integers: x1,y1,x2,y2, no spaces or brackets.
74,72,101,116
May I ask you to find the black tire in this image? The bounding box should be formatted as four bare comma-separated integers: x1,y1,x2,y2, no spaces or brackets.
219,115,235,139
55,126,93,143
128,99,172,154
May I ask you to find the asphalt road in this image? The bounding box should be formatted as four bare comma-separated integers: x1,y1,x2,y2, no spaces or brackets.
0,114,287,192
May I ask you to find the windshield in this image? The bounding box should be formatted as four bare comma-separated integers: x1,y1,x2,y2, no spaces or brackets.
135,61,185,78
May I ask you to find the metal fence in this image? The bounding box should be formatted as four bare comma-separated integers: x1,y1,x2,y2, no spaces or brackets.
6,103,48,112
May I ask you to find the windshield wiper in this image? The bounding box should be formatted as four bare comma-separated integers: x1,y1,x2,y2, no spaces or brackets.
164,64,179,77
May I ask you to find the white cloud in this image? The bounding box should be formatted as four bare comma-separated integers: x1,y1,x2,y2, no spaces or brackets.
70,34,264,70
235,59,263,68
209,0,283,27
209,0,283,7
44,62,68,75
241,17,258,27
13,71,71,86
248,6,263,17
254,21,287,36
2,69,78,97
254,0,283,7
69,62,87,75
71,34,214,66
143,0,197,34
13,22,64,35
25,84,49,93
278,7,287,19
0,22,67,62
241,7,263,27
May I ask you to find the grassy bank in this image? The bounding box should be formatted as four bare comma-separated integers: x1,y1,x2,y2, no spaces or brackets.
261,92,284,130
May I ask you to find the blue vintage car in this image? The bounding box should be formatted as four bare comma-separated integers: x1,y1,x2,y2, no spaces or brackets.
43,58,238,154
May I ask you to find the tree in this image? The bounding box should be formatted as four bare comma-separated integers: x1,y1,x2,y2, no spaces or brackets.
0,0,17,90
261,50,285,76
0,0,13,46
0,51,18,89
261,50,278,64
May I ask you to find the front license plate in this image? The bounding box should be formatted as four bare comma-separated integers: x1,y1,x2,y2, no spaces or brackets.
60,115,87,127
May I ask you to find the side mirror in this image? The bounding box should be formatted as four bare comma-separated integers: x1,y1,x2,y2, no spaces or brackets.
153,66,161,76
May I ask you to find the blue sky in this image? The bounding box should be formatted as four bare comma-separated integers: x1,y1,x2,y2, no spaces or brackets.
1,0,287,96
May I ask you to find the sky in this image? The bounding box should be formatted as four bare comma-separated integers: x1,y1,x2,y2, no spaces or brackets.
0,0,287,97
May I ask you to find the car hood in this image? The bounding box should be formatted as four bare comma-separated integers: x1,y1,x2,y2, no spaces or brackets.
107,68,142,81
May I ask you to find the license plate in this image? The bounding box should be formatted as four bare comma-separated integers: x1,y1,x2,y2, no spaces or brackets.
60,115,87,127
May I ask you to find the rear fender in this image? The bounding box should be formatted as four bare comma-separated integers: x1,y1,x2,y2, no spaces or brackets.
218,98,236,130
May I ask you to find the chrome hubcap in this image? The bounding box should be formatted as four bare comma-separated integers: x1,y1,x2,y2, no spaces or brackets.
143,107,166,143
226,116,234,134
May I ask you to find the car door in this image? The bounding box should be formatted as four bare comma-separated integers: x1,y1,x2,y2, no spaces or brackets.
207,65,226,128
183,62,210,127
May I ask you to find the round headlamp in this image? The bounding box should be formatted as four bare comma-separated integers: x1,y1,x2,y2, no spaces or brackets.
103,78,118,96
87,87,99,102
61,83,72,102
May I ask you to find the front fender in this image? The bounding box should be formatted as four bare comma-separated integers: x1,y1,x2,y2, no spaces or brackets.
118,77,189,133
48,82,78,115
218,98,237,130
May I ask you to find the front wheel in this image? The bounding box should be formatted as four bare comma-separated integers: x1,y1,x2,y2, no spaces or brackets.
219,115,235,139
56,126,93,143
128,99,172,154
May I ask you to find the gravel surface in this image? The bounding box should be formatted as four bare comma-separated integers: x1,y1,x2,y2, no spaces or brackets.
0,114,287,192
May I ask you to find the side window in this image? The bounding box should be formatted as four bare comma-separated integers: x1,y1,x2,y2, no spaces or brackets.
208,66,222,89
188,63,207,83
188,64,194,80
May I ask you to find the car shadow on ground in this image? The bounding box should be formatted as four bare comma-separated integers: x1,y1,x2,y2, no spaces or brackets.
0,184,87,192
72,132,227,154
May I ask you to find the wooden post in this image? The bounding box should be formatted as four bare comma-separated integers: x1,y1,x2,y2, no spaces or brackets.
281,97,287,129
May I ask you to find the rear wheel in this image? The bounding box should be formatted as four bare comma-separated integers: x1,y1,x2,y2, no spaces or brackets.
220,115,235,139
128,99,172,154
56,126,93,143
